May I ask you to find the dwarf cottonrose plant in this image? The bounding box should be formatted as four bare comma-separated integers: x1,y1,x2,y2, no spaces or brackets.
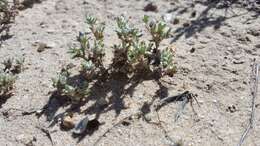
53,15,176,103
0,57,24,97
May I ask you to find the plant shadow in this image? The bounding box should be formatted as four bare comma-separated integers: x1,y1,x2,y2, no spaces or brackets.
171,0,260,42
0,93,13,108
41,68,170,140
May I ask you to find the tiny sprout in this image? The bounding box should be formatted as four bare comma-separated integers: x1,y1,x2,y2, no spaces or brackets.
69,16,105,66
0,72,16,96
0,57,24,97
0,0,17,36
52,68,69,92
86,16,105,40
69,32,89,59
116,16,142,45
86,15,97,26
2,57,24,74
127,41,151,63
80,60,96,80
13,57,25,74
52,68,89,102
113,16,175,75
127,41,152,72
2,58,13,72
82,60,94,71
62,81,89,102
160,47,176,76
92,40,105,59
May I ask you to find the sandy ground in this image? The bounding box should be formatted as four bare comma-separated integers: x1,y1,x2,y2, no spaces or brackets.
0,0,260,146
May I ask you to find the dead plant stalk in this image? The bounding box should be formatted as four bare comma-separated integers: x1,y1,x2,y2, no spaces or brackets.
237,60,259,146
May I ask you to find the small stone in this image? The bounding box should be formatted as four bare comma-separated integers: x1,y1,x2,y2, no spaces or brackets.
247,29,259,36
37,42,55,52
191,11,196,17
47,29,55,34
255,44,260,48
163,13,173,23
16,134,35,145
212,99,217,103
144,2,158,12
245,35,251,42
39,22,46,28
62,116,75,129
37,43,47,52
190,47,195,53
97,98,109,108
66,63,76,69
35,109,44,116
233,60,244,64
172,18,180,24
183,22,190,27
121,120,131,126
19,0,42,10
46,41,56,48
226,105,237,113
144,114,152,122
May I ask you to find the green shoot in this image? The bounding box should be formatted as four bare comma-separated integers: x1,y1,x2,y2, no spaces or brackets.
143,15,172,49
52,67,89,102
0,72,16,96
160,47,176,76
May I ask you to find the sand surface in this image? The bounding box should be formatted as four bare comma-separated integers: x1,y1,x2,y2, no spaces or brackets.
0,0,260,146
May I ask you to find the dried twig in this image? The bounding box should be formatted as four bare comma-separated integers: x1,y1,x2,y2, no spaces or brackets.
237,60,259,146
1,107,43,116
153,110,176,145
36,125,56,146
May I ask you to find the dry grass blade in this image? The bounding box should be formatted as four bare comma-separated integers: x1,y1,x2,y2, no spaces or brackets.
237,59,259,146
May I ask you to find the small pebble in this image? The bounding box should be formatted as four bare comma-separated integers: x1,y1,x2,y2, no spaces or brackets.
183,22,190,27
37,43,47,52
37,42,55,52
190,47,195,53
172,18,180,24
191,11,196,17
255,44,260,48
62,116,75,129
163,13,173,23
144,2,158,12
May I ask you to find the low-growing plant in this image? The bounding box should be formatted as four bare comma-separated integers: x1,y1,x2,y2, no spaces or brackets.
143,15,171,50
127,40,152,73
52,15,176,103
52,67,89,103
0,72,16,96
113,15,175,75
68,16,106,80
0,0,17,36
53,16,106,102
0,57,24,97
2,57,24,74
160,47,176,76
112,16,142,73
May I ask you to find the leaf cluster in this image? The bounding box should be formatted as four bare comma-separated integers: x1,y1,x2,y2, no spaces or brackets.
52,67,89,102
53,16,106,102
143,15,171,49
113,15,175,75
53,15,176,103
0,57,24,97
68,16,106,80
0,0,17,36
